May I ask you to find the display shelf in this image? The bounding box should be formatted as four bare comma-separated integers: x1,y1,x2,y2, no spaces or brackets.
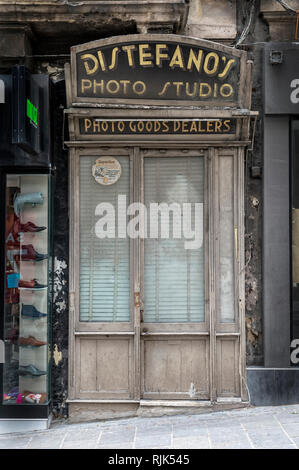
1,171,53,413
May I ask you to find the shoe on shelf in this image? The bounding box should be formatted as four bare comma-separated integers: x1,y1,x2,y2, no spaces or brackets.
3,394,14,401
22,391,47,404
14,192,44,216
17,245,48,262
3,387,19,401
19,336,47,348
18,365,47,377
21,304,47,318
18,279,47,290
13,219,46,234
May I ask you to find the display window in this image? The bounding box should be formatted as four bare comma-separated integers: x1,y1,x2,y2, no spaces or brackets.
3,174,51,406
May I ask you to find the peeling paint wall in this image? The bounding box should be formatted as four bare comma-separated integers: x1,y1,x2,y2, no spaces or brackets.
236,0,267,366
50,79,69,418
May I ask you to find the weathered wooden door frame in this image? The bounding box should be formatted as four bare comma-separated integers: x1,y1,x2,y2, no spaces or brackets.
67,143,247,405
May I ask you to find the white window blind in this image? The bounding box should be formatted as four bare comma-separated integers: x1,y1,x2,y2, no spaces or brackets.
144,157,205,323
219,156,235,322
79,156,130,322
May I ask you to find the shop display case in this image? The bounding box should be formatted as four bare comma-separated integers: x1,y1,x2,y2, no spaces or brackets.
0,169,53,419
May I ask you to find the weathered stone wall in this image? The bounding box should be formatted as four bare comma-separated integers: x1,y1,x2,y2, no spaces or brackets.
236,1,266,366
51,78,70,418
187,0,265,365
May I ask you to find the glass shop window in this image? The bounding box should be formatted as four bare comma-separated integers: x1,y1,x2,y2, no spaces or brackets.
3,174,51,406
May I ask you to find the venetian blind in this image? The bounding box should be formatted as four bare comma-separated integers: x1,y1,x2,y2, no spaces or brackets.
79,156,130,322
144,157,205,323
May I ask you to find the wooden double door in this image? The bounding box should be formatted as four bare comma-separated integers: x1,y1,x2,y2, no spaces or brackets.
68,145,246,407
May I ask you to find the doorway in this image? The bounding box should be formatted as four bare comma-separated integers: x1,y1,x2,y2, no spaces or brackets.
68,145,246,415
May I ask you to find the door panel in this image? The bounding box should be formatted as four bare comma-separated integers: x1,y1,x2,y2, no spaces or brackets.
216,337,240,397
75,336,133,399
142,337,209,399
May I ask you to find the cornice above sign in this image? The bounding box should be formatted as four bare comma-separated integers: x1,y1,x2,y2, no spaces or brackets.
69,34,248,108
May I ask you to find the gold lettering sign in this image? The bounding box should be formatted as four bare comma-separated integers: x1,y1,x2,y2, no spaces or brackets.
80,118,236,136
71,35,245,106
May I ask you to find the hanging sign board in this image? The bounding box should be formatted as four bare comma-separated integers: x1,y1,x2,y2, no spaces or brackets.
70,34,246,107
12,66,41,155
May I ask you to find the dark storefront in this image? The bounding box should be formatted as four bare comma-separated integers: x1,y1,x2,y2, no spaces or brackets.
0,66,54,431
247,42,299,405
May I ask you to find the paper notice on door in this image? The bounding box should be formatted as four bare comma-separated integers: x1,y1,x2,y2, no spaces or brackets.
92,157,121,185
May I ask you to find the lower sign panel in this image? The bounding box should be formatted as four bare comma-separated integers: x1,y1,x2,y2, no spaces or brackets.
79,118,237,136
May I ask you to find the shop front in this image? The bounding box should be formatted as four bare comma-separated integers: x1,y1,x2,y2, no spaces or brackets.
246,41,299,405
0,66,53,432
64,34,256,421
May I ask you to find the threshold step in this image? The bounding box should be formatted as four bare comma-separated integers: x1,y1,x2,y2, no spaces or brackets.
140,400,212,407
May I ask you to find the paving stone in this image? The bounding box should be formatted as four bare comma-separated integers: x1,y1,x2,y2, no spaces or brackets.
62,442,97,449
172,437,210,449
100,428,135,444
208,428,248,443
211,442,252,449
203,419,240,428
276,413,299,423
135,435,171,448
239,416,277,427
249,435,293,447
97,443,134,449
136,423,171,433
277,423,299,438
63,428,101,441
0,437,31,449
245,428,289,438
289,437,299,448
27,434,66,449
253,444,296,449
2,405,299,449
172,425,208,438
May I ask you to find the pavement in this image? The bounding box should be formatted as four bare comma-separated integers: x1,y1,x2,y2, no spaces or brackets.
1,405,299,449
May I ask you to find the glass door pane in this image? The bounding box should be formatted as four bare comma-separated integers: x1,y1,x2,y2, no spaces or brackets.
79,155,130,322
144,156,205,323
